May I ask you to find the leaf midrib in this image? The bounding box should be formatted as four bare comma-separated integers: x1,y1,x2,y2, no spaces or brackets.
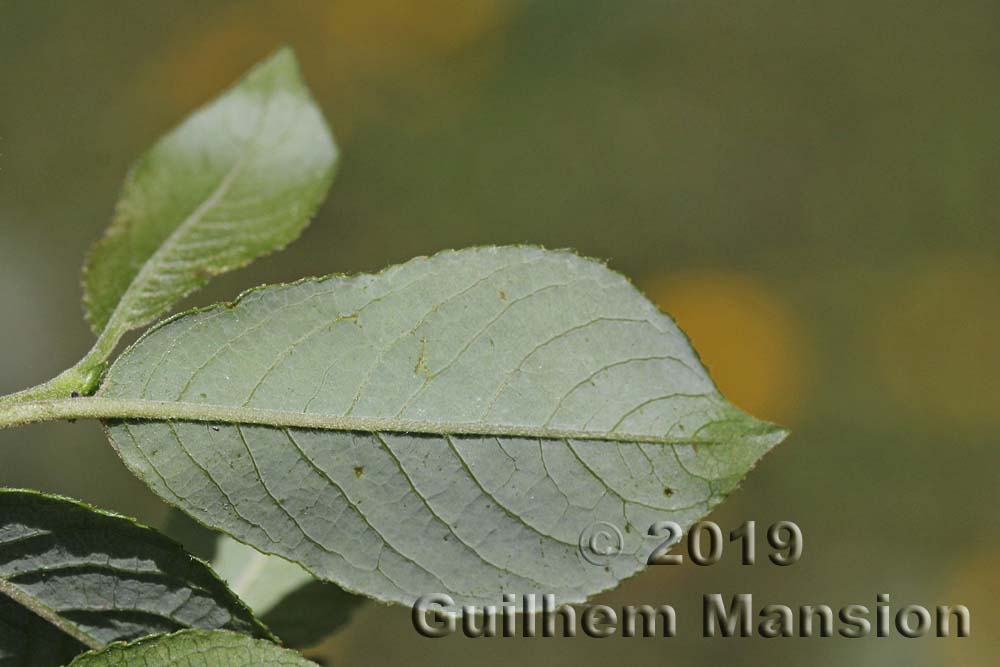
0,576,101,650
0,397,784,445
109,132,256,331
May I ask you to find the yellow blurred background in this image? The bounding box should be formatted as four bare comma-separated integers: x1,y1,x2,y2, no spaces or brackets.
1,1,997,664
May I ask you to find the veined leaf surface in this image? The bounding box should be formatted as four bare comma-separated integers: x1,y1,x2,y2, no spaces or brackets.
100,246,787,609
82,47,336,342
0,490,270,667
66,630,317,667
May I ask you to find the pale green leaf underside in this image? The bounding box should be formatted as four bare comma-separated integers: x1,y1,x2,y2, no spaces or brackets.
100,246,787,609
0,490,270,667
66,630,317,667
83,46,336,339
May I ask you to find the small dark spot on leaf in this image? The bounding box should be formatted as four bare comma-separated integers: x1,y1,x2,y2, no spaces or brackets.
211,425,220,432
498,289,508,301
414,336,430,376
354,466,365,479
70,391,80,398
663,487,674,497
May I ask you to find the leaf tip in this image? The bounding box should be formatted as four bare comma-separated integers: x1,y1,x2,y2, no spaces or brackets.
253,45,304,84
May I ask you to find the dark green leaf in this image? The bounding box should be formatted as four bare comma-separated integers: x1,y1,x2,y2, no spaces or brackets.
261,580,364,649
0,490,271,667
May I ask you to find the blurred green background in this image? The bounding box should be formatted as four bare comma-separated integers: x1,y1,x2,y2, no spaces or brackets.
1,1,998,664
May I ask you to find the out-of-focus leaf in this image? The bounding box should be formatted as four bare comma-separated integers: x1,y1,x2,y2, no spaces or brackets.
162,509,220,563
212,536,364,648
261,580,365,649
212,536,312,615
99,246,787,610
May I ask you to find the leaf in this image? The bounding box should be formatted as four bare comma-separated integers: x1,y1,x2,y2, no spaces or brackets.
65,630,319,667
261,580,365,649
98,246,788,610
0,490,271,667
211,536,314,615
211,536,364,648
0,595,84,667
162,509,219,563
82,46,337,347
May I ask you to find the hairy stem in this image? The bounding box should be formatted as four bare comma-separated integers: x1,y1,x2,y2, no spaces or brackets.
0,324,121,406
0,358,106,406
0,397,773,445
